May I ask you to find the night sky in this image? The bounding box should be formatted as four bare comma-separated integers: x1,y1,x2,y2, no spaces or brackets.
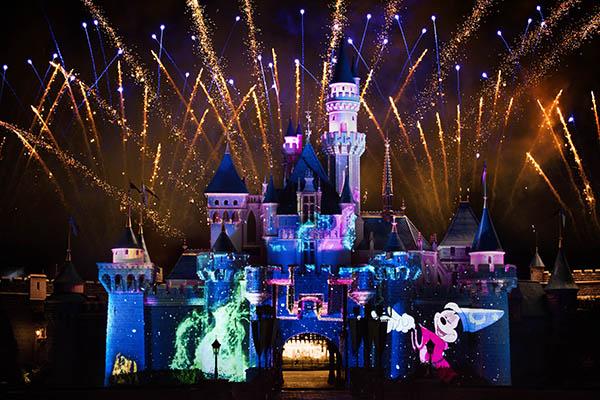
0,0,598,280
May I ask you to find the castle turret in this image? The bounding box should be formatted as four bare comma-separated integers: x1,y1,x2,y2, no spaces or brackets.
282,118,303,181
97,214,155,384
529,247,546,282
321,40,365,211
459,165,516,385
469,165,505,267
262,175,278,237
381,138,393,222
438,200,479,269
205,143,249,251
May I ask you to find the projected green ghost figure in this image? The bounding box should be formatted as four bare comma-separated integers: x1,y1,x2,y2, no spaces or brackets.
171,281,249,381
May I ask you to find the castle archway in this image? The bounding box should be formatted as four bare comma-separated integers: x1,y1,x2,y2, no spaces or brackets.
280,332,341,389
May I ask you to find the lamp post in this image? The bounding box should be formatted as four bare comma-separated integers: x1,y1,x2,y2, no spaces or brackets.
212,338,221,380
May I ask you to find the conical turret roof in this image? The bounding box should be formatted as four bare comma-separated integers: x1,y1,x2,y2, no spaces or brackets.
212,224,237,254
285,118,295,137
205,144,248,193
332,40,354,84
384,222,406,252
340,173,353,203
263,175,278,203
529,248,545,269
545,246,578,291
440,201,479,247
113,226,142,249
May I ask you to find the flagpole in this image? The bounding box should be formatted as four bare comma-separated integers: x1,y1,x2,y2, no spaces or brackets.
67,221,71,262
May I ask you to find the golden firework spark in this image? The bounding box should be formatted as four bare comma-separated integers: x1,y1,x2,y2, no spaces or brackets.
252,91,272,170
294,61,301,122
592,91,600,143
360,98,386,142
456,104,462,193
417,121,443,221
526,152,568,211
150,143,162,187
360,69,374,99
436,112,450,207
492,70,502,113
557,107,598,225
272,48,283,141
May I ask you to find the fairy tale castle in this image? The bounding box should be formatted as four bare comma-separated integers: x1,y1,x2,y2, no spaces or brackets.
96,42,550,387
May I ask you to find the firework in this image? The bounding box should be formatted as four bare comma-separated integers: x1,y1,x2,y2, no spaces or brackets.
150,143,162,187
417,121,443,221
294,60,300,122
492,97,514,199
360,98,385,142
252,90,272,170
492,70,502,113
271,48,283,141
592,91,600,143
525,152,568,212
435,112,450,207
456,104,461,192
557,107,598,226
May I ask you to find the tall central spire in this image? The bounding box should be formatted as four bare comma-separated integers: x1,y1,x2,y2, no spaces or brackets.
382,138,393,221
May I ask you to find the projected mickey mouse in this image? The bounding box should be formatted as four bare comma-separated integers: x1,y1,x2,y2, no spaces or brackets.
378,302,504,378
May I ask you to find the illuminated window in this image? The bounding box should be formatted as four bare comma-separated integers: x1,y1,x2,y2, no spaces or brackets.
224,200,229,205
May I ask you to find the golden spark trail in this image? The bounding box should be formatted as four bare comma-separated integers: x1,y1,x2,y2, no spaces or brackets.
557,107,598,226
181,108,209,175
384,49,428,126
29,63,60,132
592,91,600,143
418,121,444,222
492,70,502,113
317,61,329,128
0,120,66,205
436,112,450,207
537,100,586,210
252,91,272,170
526,152,568,212
78,82,106,176
492,97,513,199
295,62,300,122
456,105,462,193
389,97,427,190
360,69,374,99
239,0,263,96
360,99,386,142
181,70,203,136
117,61,127,179
150,143,162,187
141,85,149,180
393,49,428,103
272,48,283,141
82,0,153,88
506,92,564,216
30,106,60,148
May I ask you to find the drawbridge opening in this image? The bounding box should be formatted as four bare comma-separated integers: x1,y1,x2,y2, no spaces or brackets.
282,333,340,389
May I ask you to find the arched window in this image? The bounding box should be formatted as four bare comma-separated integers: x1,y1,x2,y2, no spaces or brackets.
114,274,122,290
101,274,111,291
488,256,492,264
127,274,135,291
231,211,239,222
224,200,229,206
212,212,220,223
139,274,146,289
214,199,219,205
223,211,229,221
247,211,257,243
233,200,238,206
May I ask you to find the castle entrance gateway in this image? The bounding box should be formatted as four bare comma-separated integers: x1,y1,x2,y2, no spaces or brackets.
281,333,341,389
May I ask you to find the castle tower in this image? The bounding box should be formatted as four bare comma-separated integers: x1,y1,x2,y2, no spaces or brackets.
97,215,155,385
321,40,365,211
205,143,249,251
438,200,479,269
460,165,516,385
529,247,546,282
381,138,393,222
282,119,303,181
262,175,278,237
469,165,505,266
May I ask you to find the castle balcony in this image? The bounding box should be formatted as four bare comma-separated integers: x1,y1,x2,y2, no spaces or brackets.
456,263,518,295
145,283,205,306
97,262,154,293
